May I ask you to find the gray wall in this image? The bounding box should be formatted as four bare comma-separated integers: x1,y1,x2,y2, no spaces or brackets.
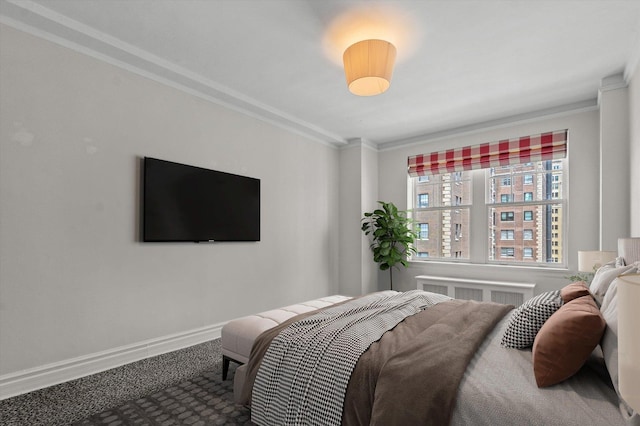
0,24,340,375
338,141,380,296
630,64,640,237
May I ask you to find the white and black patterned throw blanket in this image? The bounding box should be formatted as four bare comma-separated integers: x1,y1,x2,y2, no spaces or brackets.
250,290,451,426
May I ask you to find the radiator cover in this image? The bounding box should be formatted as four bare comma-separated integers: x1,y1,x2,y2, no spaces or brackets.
416,275,535,307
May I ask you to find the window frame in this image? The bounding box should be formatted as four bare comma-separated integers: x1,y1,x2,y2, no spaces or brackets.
500,229,515,240
417,193,429,208
418,223,429,240
500,211,515,221
408,158,567,268
500,247,515,258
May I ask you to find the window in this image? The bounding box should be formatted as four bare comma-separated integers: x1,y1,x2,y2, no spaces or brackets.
408,130,567,266
411,160,566,265
501,247,515,257
418,223,429,240
417,193,429,208
501,230,515,240
418,175,429,182
416,252,429,258
501,211,515,221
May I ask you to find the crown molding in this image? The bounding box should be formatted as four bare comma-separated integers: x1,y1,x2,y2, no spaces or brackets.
341,137,379,151
597,73,628,106
600,73,628,92
0,0,347,147
377,99,598,152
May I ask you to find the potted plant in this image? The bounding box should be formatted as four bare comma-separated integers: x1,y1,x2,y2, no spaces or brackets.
361,201,418,290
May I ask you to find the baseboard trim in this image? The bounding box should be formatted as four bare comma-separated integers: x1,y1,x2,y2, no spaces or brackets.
0,321,226,400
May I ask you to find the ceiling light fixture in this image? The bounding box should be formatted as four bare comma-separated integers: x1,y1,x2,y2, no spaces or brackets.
343,39,396,96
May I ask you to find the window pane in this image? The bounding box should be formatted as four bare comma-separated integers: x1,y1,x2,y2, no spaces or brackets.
488,159,564,266
414,172,472,208
501,229,514,240
418,223,429,239
417,193,429,208
489,171,513,205
488,203,564,264
488,162,564,203
412,207,470,260
500,247,515,258
500,211,515,221
410,171,471,261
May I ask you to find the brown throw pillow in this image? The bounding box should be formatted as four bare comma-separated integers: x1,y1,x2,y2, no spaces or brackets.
532,295,606,387
560,281,591,304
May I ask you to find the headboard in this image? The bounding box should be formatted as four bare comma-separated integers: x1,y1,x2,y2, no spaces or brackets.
618,237,640,264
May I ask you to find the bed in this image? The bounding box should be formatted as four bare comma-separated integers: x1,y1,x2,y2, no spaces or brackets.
235,237,640,426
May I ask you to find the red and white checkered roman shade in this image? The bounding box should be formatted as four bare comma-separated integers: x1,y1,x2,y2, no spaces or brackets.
407,130,568,177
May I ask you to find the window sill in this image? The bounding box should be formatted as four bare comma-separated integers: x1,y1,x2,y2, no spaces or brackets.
408,259,569,272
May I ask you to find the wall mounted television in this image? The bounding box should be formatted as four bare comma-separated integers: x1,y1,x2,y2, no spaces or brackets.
142,157,260,242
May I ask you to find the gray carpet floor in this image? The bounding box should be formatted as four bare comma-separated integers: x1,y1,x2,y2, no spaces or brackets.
0,339,254,426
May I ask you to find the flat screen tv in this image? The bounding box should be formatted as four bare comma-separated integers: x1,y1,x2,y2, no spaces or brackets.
143,157,260,242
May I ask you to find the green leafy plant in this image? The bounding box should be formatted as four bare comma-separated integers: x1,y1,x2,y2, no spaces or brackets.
566,272,594,284
361,201,418,290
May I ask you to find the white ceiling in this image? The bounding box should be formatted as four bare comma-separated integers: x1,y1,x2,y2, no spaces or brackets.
2,0,640,148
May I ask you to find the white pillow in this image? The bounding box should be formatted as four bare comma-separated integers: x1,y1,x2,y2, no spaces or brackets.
589,262,636,304
599,271,640,423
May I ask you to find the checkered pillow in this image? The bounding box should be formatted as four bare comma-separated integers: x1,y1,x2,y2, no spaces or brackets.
501,290,562,349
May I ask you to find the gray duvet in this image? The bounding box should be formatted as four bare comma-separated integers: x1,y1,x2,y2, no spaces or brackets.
451,314,626,426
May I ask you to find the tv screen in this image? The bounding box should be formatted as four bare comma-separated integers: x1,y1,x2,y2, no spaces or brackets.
143,157,260,242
